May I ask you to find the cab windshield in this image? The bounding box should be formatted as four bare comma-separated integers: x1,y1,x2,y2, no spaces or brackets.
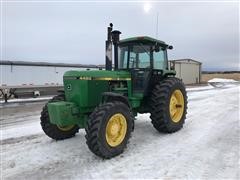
118,43,167,70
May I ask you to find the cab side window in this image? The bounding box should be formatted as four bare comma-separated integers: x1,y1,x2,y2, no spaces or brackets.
153,50,167,70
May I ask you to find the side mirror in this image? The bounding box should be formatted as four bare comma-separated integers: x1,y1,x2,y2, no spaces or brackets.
168,45,173,50
170,62,175,70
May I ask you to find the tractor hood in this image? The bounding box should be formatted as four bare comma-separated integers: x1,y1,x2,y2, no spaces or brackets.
62,70,131,116
64,70,131,80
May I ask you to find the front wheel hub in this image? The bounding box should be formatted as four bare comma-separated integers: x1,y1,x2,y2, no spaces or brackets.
106,113,127,147
57,125,75,131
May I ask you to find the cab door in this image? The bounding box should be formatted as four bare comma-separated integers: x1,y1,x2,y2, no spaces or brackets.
129,45,153,95
131,69,151,94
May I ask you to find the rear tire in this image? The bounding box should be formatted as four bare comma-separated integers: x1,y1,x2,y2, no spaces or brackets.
85,102,134,159
40,95,79,140
150,77,187,133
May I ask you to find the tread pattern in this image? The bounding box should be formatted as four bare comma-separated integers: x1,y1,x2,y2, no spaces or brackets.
40,95,79,140
85,102,134,159
150,77,188,133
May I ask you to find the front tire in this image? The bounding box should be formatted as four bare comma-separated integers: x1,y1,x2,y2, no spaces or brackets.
85,102,134,159
150,77,187,133
40,95,79,140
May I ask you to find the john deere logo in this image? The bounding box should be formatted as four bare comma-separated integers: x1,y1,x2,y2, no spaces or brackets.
67,84,72,91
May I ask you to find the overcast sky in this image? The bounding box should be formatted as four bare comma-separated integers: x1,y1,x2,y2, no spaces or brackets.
1,1,239,70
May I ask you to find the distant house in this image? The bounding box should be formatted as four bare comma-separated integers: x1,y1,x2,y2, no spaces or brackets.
169,59,202,84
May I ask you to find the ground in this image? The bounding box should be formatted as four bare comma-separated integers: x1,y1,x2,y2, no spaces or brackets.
0,80,239,179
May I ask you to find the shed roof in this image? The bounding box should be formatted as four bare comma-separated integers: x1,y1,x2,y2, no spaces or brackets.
169,59,202,65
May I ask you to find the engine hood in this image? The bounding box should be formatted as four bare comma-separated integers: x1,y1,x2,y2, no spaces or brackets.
64,70,131,80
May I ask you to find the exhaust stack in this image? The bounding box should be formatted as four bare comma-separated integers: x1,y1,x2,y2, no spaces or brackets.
105,23,113,71
111,30,121,70
105,23,121,71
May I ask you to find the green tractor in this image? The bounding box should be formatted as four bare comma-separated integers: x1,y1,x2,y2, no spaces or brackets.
40,23,187,158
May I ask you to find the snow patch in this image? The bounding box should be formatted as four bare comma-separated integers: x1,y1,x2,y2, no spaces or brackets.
208,78,238,83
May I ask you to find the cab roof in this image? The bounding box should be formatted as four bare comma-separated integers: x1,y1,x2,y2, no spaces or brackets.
119,36,168,46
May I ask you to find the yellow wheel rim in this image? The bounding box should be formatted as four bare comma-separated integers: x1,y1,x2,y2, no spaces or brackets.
169,90,184,123
57,125,75,131
105,113,127,147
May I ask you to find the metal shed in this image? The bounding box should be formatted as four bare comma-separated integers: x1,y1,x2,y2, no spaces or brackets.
169,59,202,84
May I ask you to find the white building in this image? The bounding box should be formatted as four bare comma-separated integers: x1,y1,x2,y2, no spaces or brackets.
169,59,202,84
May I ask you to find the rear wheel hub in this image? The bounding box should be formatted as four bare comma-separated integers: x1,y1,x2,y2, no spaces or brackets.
169,90,184,123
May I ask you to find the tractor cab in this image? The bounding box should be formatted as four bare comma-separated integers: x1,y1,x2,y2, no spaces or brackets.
118,36,169,70
118,36,173,94
105,23,175,98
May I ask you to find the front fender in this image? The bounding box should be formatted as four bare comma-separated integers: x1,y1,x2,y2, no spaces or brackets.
102,92,130,108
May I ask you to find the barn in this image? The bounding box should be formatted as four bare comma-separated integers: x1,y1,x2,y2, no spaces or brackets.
169,59,202,85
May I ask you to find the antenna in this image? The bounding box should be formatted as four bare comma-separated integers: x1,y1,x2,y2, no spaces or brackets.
156,12,159,39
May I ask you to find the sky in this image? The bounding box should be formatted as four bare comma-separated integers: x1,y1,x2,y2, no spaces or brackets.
1,1,239,71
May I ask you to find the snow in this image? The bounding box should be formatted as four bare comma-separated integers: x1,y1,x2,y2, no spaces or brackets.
1,82,239,179
2,120,42,140
208,78,238,83
207,78,239,88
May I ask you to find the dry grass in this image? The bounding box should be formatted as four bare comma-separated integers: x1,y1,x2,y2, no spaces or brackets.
202,73,240,82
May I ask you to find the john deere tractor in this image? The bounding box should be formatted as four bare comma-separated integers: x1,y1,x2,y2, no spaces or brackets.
40,24,187,158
